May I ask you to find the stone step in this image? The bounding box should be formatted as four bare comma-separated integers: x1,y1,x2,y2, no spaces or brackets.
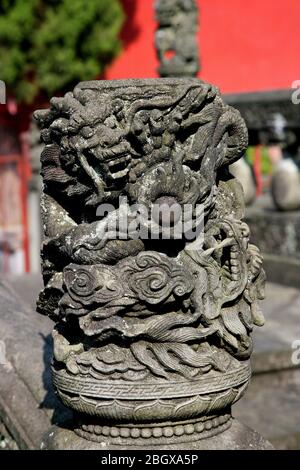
0,278,71,449
252,282,300,373
245,193,300,260
233,368,300,449
241,282,300,449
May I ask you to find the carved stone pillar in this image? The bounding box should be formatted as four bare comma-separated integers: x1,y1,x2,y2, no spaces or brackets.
155,0,200,77
35,78,271,450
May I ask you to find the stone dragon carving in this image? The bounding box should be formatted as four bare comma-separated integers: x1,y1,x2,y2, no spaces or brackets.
35,78,265,447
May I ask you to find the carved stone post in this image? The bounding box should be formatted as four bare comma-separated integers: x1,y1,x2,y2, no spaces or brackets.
155,0,200,77
35,78,271,450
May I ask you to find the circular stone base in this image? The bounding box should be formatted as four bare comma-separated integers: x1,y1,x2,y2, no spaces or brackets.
75,414,232,446
41,418,273,450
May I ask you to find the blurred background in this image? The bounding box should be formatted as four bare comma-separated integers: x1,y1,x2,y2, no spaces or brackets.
0,0,300,450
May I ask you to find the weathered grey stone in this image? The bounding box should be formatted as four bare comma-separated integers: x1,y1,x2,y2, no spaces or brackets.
2,273,300,449
252,282,300,373
27,117,43,192
41,419,273,450
234,369,300,450
261,254,300,289
271,159,300,211
155,0,199,77
0,418,18,450
34,78,270,449
3,276,297,449
245,194,300,260
230,158,256,206
234,282,300,450
0,278,71,450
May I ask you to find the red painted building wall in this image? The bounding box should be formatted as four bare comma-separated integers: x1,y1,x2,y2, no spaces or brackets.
106,0,300,94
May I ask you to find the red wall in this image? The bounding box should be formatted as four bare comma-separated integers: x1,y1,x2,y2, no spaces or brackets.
106,0,300,94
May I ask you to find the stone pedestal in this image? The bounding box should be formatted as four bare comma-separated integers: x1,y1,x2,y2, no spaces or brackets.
271,159,300,211
155,0,199,77
230,158,256,206
34,78,270,450
245,194,300,261
41,419,272,450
